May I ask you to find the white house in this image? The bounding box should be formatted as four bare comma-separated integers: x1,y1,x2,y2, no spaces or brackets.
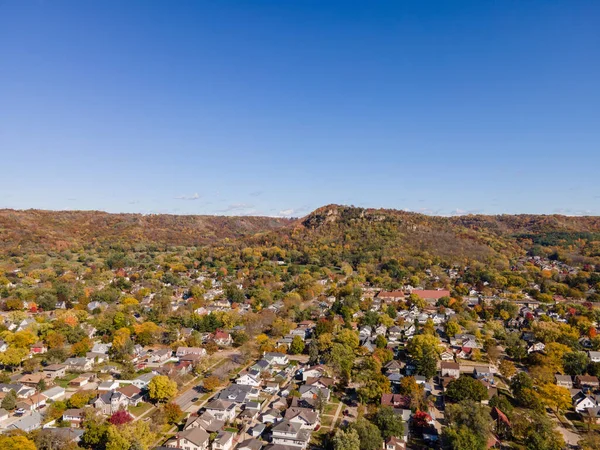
165,427,210,450
212,430,234,450
271,419,311,448
204,399,237,422
589,351,600,363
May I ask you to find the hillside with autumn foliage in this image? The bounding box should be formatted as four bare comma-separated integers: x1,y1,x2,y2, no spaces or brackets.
1,206,599,266
0,209,291,252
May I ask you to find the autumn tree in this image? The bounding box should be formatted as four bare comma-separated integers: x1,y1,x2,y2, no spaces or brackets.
332,428,360,450
446,376,488,403
203,376,221,392
148,375,178,403
289,336,305,355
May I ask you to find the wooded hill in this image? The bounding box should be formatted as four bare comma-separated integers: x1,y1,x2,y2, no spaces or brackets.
1,205,599,265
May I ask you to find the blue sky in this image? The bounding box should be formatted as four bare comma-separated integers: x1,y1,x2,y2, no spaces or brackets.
1,1,599,217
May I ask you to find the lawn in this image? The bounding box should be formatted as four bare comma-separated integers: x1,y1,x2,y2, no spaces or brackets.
321,415,334,428
323,403,337,415
55,373,79,388
128,402,153,417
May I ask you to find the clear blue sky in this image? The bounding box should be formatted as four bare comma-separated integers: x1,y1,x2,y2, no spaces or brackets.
1,1,599,217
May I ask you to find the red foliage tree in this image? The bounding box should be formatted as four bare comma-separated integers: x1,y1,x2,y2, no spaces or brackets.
109,410,133,425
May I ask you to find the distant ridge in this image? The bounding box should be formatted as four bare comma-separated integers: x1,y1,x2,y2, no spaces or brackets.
1,206,599,264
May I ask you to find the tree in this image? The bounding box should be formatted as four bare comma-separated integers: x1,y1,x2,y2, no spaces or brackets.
498,359,516,379
148,375,178,403
71,337,92,357
350,418,383,450
68,391,94,408
326,343,355,381
406,334,441,360
308,339,319,365
538,384,572,413
445,319,461,338
415,347,438,380
443,425,485,450
563,351,590,376
372,406,404,439
289,336,305,355
203,376,221,392
109,409,133,425
580,432,600,449
332,428,360,450
0,436,37,450
446,376,488,403
374,334,387,349
163,402,183,424
358,373,391,404
1,389,17,410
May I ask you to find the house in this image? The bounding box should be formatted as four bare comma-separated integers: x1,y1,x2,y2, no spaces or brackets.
589,351,600,363
91,343,112,354
41,386,66,401
184,411,224,433
261,408,282,424
43,364,67,379
440,351,454,362
150,348,172,364
384,360,404,374
388,326,403,341
237,370,262,387
30,342,47,354
94,391,129,415
301,366,326,381
132,372,157,389
212,330,233,346
165,427,210,450
217,384,259,405
176,347,207,358
574,394,598,413
264,352,289,366
98,380,120,392
299,384,330,402
248,423,266,437
0,383,35,398
381,394,411,409
63,408,86,427
264,382,280,394
473,366,494,379
411,289,450,301
377,290,406,301
284,407,320,430
205,399,237,422
555,374,573,388
9,411,42,432
19,372,47,387
0,340,8,352
576,375,600,390
440,362,460,379
117,385,143,406
271,419,311,449
384,436,406,450
528,342,546,354
237,438,263,450
64,357,94,372
212,430,234,450
16,393,46,411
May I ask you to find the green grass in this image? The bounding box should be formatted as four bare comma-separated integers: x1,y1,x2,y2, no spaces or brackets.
329,396,341,404
55,373,79,388
323,403,337,415
321,415,334,427
128,402,153,417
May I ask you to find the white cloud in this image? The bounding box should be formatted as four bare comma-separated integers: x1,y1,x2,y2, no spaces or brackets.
278,209,295,217
174,193,200,200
